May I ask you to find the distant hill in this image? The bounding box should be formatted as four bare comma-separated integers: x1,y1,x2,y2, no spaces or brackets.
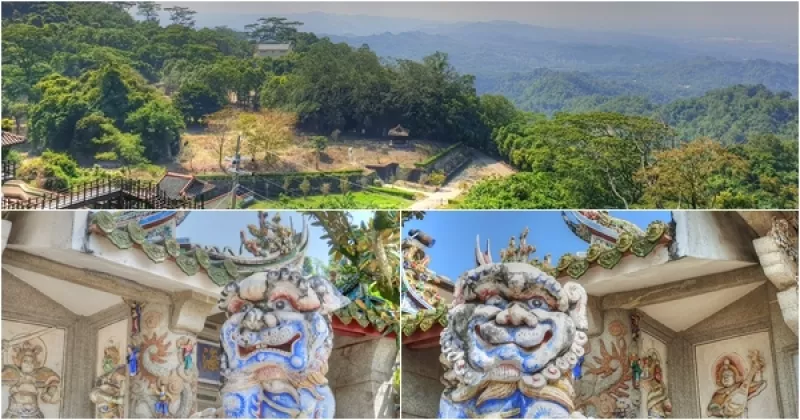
659,84,798,143
478,59,798,113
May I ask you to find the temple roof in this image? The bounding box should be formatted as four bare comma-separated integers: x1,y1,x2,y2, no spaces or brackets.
1,131,26,147
388,125,409,137
157,172,214,199
89,210,400,336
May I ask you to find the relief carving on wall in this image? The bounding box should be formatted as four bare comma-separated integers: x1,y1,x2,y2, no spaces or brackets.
575,318,635,418
90,338,128,418
706,351,766,419
127,302,198,419
1,333,62,418
640,349,671,419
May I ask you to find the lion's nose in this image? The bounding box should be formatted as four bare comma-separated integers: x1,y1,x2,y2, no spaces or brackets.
495,304,537,326
264,313,279,328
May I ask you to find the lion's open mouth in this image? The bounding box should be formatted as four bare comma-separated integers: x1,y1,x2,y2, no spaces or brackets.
238,333,301,357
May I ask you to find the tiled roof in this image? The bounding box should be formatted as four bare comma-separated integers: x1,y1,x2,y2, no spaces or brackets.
2,131,27,147
158,173,214,199
256,43,292,51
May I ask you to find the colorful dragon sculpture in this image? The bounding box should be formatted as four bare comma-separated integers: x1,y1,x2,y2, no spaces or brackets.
439,229,589,419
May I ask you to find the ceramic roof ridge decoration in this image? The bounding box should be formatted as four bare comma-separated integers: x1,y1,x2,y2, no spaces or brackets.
438,255,589,418
89,211,309,286
561,210,646,246
555,219,671,280
401,229,453,336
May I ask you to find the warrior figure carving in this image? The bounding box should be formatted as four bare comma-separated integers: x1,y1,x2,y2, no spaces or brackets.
707,351,766,418
439,232,589,418
2,340,62,418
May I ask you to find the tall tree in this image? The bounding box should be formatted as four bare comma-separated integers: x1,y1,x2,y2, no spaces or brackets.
136,2,161,22
164,6,196,28
636,138,749,209
245,17,303,43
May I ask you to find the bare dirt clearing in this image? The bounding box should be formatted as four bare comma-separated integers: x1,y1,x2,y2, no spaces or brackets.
177,131,448,174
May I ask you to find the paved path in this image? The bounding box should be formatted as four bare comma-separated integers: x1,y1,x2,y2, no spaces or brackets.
409,151,516,209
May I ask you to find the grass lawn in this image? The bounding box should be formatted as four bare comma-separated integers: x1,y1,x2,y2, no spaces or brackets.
247,191,412,209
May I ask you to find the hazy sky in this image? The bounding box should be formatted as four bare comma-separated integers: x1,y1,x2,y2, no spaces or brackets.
161,1,798,42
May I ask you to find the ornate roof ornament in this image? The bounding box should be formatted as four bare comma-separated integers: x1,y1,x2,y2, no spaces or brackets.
89,211,309,286
561,210,645,247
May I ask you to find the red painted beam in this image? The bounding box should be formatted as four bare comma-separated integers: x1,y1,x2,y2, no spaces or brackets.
402,324,443,347
331,317,396,339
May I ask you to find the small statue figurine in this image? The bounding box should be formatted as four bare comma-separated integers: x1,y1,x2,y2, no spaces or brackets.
155,385,170,417
573,355,585,380
179,339,194,371
631,313,641,342
127,345,139,377
130,303,142,335
630,353,642,389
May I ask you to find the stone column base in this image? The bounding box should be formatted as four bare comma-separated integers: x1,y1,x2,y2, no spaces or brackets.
777,286,798,336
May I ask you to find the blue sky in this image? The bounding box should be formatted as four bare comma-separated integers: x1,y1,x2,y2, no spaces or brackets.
177,210,374,263
402,211,671,280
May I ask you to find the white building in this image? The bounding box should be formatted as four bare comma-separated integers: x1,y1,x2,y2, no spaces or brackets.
253,43,293,58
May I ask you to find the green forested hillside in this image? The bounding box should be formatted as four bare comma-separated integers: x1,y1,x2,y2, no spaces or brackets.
659,85,798,143
482,69,797,144
2,2,796,209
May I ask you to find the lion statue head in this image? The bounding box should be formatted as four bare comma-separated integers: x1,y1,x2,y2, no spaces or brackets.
217,268,348,418
439,258,588,418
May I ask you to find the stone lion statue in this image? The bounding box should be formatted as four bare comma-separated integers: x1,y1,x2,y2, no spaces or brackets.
439,255,588,419
193,267,348,418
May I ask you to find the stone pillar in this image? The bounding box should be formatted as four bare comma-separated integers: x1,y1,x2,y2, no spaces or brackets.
127,293,215,418
666,337,698,418
400,345,443,419
328,336,398,418
2,219,11,252
753,235,798,335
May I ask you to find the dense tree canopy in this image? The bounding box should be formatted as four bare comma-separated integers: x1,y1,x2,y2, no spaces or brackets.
2,2,796,208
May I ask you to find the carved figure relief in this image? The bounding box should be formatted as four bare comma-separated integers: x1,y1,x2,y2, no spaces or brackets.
1,328,63,419
438,231,589,418
640,349,671,419
92,319,129,418
706,352,766,418
695,332,779,418
90,365,127,419
128,304,198,419
575,316,634,418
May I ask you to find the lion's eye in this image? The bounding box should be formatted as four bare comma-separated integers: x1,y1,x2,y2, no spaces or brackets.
528,297,549,310
270,298,292,311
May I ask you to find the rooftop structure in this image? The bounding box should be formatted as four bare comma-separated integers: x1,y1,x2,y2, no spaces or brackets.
253,43,293,58
157,172,215,200
1,130,26,148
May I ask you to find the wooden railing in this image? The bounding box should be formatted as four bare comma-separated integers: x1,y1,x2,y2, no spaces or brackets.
2,178,205,209
2,160,18,184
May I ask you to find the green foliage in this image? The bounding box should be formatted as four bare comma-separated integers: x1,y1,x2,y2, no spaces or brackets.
15,150,115,191
659,85,798,144
173,81,224,123
299,177,311,196
414,143,462,168
125,98,185,160
427,170,446,187
366,186,417,200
